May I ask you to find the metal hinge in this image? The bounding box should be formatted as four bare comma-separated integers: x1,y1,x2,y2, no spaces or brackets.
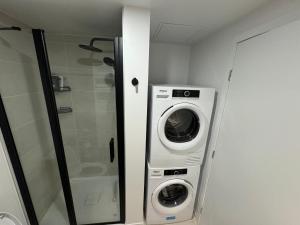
212,151,216,159
228,70,233,82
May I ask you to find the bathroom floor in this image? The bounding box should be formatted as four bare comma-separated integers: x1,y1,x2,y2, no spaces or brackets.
41,176,120,225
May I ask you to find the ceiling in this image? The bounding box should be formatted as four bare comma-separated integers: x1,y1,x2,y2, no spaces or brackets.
0,0,272,44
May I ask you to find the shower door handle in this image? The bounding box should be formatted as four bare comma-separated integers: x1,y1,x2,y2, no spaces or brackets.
109,138,115,163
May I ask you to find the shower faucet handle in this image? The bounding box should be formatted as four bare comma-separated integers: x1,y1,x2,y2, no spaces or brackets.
131,77,139,93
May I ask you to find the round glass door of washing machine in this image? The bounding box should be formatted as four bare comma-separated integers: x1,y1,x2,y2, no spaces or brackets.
151,179,194,214
158,103,207,151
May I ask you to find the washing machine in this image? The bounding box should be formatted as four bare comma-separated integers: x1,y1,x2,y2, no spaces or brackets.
147,85,215,167
145,163,200,224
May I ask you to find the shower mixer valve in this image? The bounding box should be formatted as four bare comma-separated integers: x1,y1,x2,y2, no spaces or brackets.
131,77,139,93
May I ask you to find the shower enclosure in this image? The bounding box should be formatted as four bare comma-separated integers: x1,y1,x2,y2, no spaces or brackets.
0,29,124,225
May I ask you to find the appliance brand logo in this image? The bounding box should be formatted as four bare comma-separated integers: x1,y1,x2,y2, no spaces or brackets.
166,216,176,220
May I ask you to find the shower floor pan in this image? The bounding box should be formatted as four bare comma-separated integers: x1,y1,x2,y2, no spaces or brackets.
41,175,120,225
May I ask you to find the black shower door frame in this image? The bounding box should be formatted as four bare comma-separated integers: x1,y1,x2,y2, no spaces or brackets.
0,29,125,225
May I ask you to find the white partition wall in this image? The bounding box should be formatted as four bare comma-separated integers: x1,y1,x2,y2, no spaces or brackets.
122,6,150,225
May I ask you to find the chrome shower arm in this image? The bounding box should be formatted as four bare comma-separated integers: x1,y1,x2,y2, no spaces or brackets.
90,37,114,45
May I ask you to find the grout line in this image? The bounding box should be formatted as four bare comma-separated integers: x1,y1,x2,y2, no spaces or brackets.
2,90,43,99
11,115,47,131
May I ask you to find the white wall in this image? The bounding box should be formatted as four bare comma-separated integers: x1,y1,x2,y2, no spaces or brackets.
188,0,300,224
149,42,190,85
122,6,150,224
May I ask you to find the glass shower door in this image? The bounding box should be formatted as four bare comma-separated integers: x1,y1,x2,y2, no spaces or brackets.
0,30,71,225
45,34,124,224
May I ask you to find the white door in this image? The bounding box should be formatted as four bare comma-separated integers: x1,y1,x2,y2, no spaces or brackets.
205,21,300,225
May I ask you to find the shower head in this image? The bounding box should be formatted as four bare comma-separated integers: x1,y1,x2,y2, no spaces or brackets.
78,44,103,52
103,57,114,67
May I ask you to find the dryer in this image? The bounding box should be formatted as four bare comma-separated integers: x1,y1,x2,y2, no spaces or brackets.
147,85,215,167
145,163,200,224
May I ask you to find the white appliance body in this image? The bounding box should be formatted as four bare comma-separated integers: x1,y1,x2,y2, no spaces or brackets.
147,85,215,167
145,163,200,224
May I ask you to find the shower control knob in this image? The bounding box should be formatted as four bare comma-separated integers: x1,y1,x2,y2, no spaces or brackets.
184,90,190,97
131,78,139,86
131,78,139,93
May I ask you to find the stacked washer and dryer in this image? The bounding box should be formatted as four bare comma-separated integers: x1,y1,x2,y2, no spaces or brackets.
145,85,215,224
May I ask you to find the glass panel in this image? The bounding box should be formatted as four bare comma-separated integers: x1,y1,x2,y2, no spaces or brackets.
158,184,188,207
0,31,69,224
46,34,120,224
165,109,200,143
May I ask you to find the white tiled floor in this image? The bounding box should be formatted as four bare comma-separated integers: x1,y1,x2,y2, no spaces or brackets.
71,176,120,224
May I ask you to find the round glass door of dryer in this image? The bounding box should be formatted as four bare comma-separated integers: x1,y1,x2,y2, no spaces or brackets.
152,179,194,214
158,103,207,151
165,109,200,143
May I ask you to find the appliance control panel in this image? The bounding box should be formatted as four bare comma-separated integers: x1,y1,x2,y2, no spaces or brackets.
172,89,200,98
164,169,187,176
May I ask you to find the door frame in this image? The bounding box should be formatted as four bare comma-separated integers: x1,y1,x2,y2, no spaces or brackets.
32,30,126,225
0,30,125,225
114,37,126,224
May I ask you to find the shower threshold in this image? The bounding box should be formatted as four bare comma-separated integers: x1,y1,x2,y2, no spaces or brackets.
41,175,120,225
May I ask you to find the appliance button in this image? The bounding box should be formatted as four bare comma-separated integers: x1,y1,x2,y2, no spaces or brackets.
184,91,190,97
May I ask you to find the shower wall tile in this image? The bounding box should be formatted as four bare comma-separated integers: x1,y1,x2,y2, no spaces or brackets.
75,111,96,130
2,93,46,130
94,72,114,88
50,65,69,74
28,159,60,220
0,32,36,64
72,91,96,112
67,66,95,75
66,75,94,91
0,61,41,97
55,92,73,107
46,34,118,177
20,146,48,179
47,42,68,67
58,113,76,130
95,89,115,112
13,119,45,156
60,128,78,149
93,63,114,74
